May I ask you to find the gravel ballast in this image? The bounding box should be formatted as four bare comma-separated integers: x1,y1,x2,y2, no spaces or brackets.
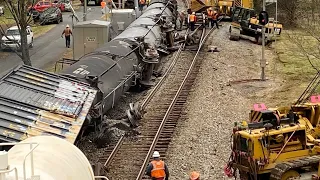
165,23,276,179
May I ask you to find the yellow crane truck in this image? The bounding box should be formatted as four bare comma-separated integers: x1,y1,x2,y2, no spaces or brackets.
225,97,320,180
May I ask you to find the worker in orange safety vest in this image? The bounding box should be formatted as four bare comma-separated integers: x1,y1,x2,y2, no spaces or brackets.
101,0,106,8
101,0,107,14
207,7,214,28
190,171,200,180
188,12,197,31
139,0,146,11
146,151,169,180
212,10,219,29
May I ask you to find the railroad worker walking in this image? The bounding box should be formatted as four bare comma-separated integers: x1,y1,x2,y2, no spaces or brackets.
212,11,219,29
139,0,146,12
189,12,197,31
190,171,200,180
101,0,106,14
61,24,72,48
207,7,214,28
146,151,169,180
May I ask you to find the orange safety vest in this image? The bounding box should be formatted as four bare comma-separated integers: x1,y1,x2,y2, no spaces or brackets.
189,14,196,22
151,160,165,178
101,1,106,8
208,10,213,18
139,0,145,4
212,13,218,20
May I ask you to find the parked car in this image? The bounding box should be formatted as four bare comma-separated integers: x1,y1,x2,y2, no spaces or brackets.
33,0,52,12
30,9,41,22
39,7,63,25
52,0,66,12
64,0,72,11
59,0,72,11
1,26,34,51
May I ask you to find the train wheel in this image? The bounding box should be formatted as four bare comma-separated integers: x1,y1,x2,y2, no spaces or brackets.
280,170,300,180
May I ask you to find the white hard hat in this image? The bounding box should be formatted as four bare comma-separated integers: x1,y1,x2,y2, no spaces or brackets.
152,151,160,158
66,24,70,28
192,12,195,15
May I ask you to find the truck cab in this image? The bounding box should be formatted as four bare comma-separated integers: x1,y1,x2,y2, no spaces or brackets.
1,26,34,51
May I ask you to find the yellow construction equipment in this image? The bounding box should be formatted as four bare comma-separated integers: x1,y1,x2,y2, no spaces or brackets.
217,0,234,19
190,0,253,13
190,0,217,13
225,95,320,180
229,6,282,44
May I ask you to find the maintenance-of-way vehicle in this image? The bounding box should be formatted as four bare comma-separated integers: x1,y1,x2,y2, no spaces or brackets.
229,6,282,45
225,71,320,180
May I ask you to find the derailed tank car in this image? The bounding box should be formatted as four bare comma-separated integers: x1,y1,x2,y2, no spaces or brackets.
61,0,178,122
0,0,178,145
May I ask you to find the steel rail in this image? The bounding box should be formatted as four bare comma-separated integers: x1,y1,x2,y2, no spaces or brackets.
136,25,217,180
141,29,190,110
102,29,190,169
103,133,125,167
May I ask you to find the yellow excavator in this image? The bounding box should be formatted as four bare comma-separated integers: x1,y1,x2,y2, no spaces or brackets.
225,75,320,180
190,0,253,13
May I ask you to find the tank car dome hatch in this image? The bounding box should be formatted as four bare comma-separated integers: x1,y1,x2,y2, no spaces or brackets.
2,136,104,180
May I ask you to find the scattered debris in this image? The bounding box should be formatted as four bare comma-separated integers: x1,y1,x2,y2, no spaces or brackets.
208,45,220,52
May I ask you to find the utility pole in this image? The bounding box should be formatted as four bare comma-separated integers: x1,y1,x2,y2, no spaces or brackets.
261,0,266,80
83,0,87,21
134,0,139,18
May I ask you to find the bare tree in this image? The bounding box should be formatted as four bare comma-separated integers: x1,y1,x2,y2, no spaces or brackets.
277,0,299,27
284,0,320,72
0,0,35,66
253,0,299,28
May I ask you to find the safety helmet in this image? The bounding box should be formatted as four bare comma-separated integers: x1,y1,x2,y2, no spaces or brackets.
152,151,160,158
213,11,217,14
190,171,200,180
192,12,195,15
66,24,70,28
209,7,212,10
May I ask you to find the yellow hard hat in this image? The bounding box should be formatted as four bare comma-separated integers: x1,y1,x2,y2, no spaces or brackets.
190,171,200,180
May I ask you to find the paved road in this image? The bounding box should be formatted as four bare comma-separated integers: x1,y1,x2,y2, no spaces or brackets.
0,6,103,76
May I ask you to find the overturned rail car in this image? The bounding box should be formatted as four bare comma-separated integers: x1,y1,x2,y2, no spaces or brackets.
0,65,97,143
0,0,178,144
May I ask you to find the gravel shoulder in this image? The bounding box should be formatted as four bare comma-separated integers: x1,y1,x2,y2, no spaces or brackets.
165,23,278,179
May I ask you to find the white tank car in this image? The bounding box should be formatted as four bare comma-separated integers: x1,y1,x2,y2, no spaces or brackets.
0,136,108,180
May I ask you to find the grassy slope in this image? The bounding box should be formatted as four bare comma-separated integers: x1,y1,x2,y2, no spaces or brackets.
268,30,320,106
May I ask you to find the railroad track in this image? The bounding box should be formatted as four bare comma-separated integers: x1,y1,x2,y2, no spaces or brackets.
97,24,218,179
